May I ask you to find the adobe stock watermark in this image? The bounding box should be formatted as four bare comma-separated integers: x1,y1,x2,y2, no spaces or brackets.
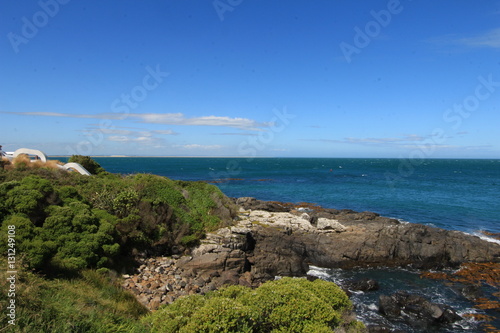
65,65,169,156
213,0,243,21
6,225,17,326
385,74,500,188
339,0,410,63
7,0,71,54
208,107,295,181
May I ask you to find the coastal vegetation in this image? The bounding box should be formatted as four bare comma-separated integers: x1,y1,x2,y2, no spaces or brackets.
0,259,361,332
0,262,148,332
143,277,362,333
0,156,361,332
0,155,237,274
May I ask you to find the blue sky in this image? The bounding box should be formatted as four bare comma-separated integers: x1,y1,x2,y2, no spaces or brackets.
1,0,499,158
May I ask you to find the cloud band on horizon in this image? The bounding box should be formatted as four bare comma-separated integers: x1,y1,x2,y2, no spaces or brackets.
1,111,268,131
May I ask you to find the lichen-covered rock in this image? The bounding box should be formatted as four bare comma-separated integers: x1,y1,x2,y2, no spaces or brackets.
316,217,347,232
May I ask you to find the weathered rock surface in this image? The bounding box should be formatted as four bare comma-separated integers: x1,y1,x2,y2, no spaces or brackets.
122,198,500,310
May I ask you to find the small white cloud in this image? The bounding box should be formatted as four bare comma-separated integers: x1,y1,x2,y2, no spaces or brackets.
132,113,265,130
153,130,177,135
136,136,152,142
97,128,135,136
108,136,130,142
83,125,177,145
427,28,500,50
210,132,259,136
137,113,185,124
303,134,430,145
458,28,500,48
174,144,223,150
4,111,122,119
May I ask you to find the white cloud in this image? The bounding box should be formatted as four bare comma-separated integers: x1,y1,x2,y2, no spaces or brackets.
108,136,130,142
5,111,122,119
98,128,135,136
302,135,493,155
136,136,153,142
174,144,223,150
153,129,177,135
90,127,178,137
3,111,266,130
427,28,500,50
210,132,259,136
107,135,158,144
309,134,428,145
82,125,177,146
131,113,265,130
457,28,500,48
136,113,185,124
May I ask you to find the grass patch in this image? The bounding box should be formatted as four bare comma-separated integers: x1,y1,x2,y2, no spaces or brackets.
0,260,148,332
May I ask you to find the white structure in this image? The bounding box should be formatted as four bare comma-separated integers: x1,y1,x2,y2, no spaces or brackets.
2,148,91,176
12,148,48,162
60,162,92,176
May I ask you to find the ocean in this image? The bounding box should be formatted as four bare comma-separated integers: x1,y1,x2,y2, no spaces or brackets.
81,157,500,331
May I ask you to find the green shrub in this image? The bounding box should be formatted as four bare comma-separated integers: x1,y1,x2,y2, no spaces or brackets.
0,194,118,273
182,297,256,333
145,277,363,333
68,155,106,175
57,185,82,203
144,294,207,332
1,175,54,221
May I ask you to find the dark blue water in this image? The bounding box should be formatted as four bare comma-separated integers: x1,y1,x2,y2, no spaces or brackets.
73,157,500,331
87,157,500,234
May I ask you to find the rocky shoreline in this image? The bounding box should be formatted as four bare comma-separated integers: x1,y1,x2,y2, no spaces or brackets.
122,198,500,329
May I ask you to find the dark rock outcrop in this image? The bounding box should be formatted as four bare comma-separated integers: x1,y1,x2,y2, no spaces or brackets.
235,197,289,212
346,278,380,292
379,291,462,329
237,198,500,270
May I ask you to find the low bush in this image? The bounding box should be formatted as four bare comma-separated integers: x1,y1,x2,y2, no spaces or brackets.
144,277,364,333
68,155,106,175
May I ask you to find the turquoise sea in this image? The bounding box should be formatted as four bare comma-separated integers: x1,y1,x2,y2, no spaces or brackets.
81,157,500,331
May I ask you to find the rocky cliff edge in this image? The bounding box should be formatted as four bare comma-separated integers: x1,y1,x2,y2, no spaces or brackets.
123,197,500,310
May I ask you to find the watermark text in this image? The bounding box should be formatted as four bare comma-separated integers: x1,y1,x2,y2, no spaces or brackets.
6,225,17,326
